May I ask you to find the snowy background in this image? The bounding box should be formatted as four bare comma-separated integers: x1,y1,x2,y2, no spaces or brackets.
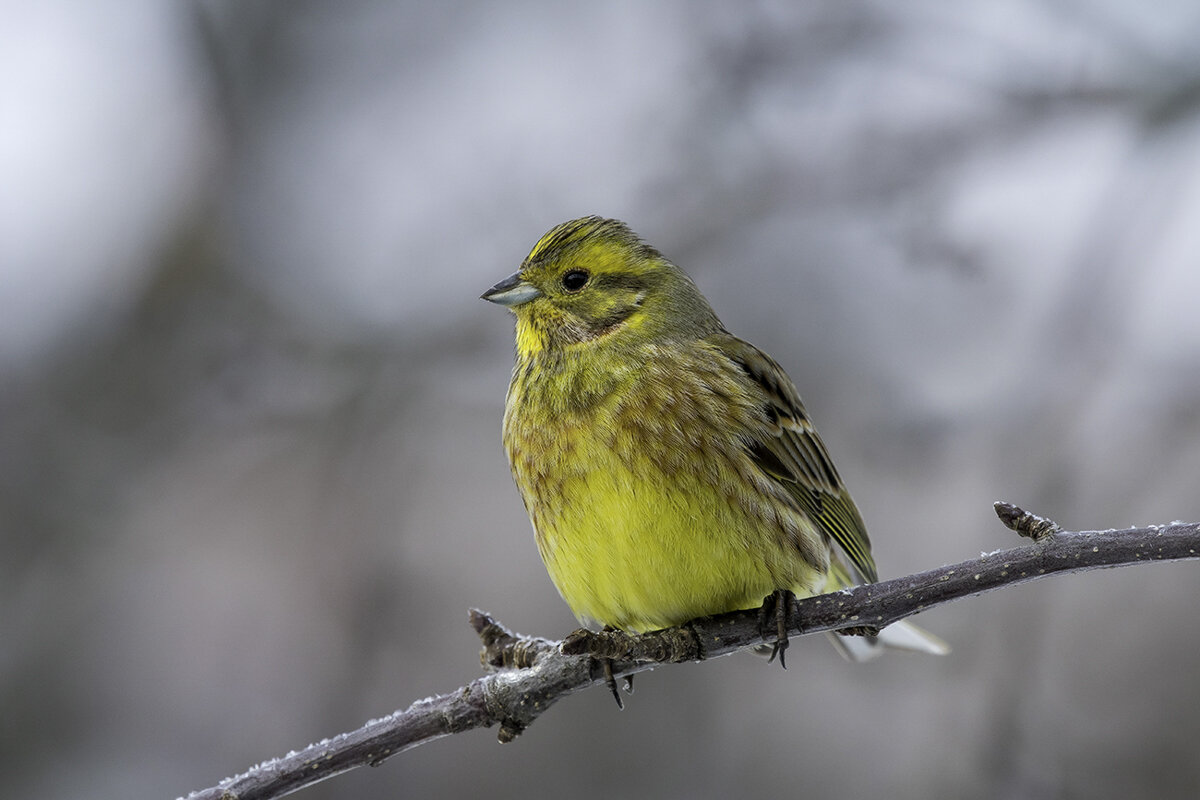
5,2,1200,798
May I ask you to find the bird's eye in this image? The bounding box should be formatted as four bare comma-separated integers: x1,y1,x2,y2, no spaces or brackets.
561,269,589,293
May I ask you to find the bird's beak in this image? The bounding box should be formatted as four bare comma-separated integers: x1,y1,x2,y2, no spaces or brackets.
481,271,542,307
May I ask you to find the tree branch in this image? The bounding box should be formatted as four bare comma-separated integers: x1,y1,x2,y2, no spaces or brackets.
181,504,1200,800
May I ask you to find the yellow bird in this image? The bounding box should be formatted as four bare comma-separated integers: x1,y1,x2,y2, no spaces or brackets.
483,216,945,663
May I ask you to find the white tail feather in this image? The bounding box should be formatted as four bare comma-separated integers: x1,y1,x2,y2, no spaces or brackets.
827,619,950,663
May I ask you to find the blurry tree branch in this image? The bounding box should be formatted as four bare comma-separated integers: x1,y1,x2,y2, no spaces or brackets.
183,504,1200,800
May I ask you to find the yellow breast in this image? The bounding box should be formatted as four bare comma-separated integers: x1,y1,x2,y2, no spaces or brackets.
502,344,829,632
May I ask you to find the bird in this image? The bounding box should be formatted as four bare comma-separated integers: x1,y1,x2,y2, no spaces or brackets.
482,216,945,678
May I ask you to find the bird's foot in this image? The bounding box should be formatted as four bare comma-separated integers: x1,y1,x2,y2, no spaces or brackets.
758,589,797,669
562,626,635,709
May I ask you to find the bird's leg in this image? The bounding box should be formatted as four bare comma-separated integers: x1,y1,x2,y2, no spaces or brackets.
597,625,638,707
837,625,880,638
600,658,623,709
758,589,796,669
561,626,627,709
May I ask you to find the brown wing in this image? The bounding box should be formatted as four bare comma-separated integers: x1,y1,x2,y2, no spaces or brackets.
717,334,878,584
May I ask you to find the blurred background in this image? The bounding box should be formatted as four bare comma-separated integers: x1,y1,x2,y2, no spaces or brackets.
5,1,1200,798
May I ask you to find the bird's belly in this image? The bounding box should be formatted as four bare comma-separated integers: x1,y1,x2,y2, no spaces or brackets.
533,448,823,632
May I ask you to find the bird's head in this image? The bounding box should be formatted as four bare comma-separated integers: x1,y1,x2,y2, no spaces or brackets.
482,216,719,357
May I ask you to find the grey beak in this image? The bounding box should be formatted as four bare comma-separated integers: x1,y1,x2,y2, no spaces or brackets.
481,271,542,307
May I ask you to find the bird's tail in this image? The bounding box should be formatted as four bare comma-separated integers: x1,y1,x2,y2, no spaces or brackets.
822,558,949,662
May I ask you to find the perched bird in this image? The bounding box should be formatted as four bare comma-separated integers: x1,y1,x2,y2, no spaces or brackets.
482,217,945,666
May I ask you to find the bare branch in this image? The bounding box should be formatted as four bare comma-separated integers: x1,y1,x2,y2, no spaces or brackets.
182,506,1200,800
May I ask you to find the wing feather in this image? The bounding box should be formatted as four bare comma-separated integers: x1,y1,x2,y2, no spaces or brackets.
717,334,878,584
